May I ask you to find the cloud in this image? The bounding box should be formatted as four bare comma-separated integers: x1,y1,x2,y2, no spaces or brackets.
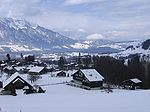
0,0,42,17
77,28,86,33
86,33,104,40
64,0,103,5
104,30,149,41
0,0,149,41
27,11,94,30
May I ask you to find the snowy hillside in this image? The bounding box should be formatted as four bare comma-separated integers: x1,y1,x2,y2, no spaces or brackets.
109,39,150,58
0,75,150,112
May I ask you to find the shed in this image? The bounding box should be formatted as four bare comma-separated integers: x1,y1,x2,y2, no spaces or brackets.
122,78,142,90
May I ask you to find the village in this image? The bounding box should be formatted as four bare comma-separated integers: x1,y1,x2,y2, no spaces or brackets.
0,53,144,96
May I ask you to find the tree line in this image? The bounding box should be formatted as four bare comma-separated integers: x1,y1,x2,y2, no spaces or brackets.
92,54,150,88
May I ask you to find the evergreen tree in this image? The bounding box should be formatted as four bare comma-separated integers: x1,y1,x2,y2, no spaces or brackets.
82,55,92,68
77,52,82,68
58,56,66,70
92,56,131,84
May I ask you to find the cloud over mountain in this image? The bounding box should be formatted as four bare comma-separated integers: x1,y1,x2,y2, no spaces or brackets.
0,0,149,41
86,33,104,40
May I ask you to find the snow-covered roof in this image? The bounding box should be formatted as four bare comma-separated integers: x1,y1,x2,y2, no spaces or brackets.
26,65,34,70
80,69,104,82
130,78,142,83
0,63,6,66
4,66,13,70
66,70,77,76
14,66,25,71
29,66,44,73
3,72,32,88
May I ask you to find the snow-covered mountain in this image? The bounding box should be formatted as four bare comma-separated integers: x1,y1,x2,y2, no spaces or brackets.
0,18,77,52
0,17,147,54
0,17,121,53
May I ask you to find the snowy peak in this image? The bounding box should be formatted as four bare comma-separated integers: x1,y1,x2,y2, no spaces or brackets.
0,17,123,53
0,17,77,52
0,17,148,54
0,17,35,30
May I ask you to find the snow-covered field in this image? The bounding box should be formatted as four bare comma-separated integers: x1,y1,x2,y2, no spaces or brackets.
0,76,150,112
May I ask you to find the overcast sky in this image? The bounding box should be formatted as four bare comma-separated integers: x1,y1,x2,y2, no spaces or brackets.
0,0,150,41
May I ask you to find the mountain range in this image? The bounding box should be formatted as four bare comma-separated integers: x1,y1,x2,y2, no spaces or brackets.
0,18,77,52
0,17,149,54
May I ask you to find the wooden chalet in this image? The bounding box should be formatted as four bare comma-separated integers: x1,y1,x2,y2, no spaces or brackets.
3,72,33,90
72,69,104,88
122,78,142,90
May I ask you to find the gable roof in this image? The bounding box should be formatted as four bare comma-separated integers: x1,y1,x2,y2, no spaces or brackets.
3,72,32,88
130,78,142,83
80,69,104,82
28,66,44,73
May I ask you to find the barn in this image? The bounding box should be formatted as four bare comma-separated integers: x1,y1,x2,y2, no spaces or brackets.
72,69,104,88
122,78,142,90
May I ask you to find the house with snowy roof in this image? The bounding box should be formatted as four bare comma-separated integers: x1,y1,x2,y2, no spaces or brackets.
72,69,104,88
28,66,47,75
3,72,33,91
3,66,16,74
122,78,142,90
14,66,27,74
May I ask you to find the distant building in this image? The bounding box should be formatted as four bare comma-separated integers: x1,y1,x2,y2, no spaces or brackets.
28,66,47,75
56,71,66,77
122,78,142,90
72,69,104,88
14,66,27,74
3,66,16,74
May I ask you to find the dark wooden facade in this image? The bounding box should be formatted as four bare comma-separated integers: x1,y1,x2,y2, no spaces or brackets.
0,81,2,88
3,67,16,74
72,70,103,88
57,71,66,77
4,76,33,91
122,79,142,90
